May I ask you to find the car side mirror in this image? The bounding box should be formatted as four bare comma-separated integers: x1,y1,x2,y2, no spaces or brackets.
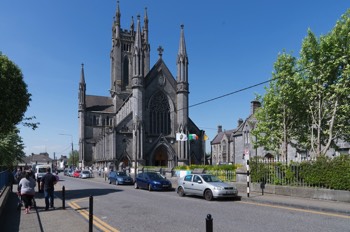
197,180,202,184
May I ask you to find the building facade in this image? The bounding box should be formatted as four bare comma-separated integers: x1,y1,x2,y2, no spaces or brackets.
78,4,205,170
211,100,350,166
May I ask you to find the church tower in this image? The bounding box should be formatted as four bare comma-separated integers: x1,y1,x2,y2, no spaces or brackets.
176,25,189,164
132,15,145,167
78,63,86,167
110,2,150,103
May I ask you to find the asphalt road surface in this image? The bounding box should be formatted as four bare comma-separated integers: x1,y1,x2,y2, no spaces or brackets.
57,175,349,232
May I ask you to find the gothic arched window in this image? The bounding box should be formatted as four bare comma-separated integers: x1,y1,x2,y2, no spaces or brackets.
149,92,170,135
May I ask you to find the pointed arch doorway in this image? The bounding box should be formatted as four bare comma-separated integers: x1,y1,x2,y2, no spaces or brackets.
154,145,168,166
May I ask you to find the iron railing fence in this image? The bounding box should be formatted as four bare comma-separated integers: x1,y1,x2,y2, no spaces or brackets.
250,158,328,189
0,170,10,193
205,170,236,182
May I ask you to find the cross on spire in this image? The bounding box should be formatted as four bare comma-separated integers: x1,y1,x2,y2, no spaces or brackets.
157,46,164,58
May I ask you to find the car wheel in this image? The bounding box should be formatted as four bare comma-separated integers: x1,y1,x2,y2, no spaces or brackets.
177,187,185,197
134,182,139,189
148,184,152,191
204,189,213,201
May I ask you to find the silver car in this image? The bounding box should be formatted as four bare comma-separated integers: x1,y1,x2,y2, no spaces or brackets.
177,174,238,201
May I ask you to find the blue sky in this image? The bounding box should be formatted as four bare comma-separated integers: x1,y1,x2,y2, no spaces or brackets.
0,1,349,159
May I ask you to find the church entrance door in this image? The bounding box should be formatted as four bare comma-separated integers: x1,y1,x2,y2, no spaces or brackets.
154,146,168,166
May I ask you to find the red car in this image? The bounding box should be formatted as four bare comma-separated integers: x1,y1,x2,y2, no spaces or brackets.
73,170,81,178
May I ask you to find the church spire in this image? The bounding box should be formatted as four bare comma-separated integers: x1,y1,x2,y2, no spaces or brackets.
115,0,121,26
79,63,86,111
133,15,143,77
143,7,149,43
177,24,188,82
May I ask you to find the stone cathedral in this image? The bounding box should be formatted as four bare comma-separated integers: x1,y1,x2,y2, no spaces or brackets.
78,4,205,170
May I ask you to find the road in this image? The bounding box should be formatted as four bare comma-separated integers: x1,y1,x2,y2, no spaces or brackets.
57,175,349,232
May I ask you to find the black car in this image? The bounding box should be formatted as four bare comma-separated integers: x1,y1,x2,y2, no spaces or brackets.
134,172,172,191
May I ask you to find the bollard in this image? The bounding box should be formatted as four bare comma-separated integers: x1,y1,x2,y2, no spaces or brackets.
37,178,41,193
247,159,250,198
260,180,265,196
89,195,93,232
62,186,65,209
206,214,213,232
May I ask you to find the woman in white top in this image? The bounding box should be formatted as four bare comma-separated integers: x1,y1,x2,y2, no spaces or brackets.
18,171,36,214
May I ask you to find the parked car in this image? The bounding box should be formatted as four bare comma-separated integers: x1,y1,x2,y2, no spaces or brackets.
108,171,133,185
177,174,238,201
73,170,81,178
134,172,172,191
68,169,74,177
80,170,91,179
64,169,69,176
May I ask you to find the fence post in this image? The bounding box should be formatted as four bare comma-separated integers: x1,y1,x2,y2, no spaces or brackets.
62,186,65,209
89,195,93,232
206,214,213,232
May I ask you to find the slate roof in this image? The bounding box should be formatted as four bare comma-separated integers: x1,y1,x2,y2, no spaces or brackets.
21,153,53,164
86,95,114,113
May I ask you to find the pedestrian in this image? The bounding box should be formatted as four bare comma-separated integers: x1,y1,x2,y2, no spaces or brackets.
18,171,36,214
40,167,57,210
14,168,22,184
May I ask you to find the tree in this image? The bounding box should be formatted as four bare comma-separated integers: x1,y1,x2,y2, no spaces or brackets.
0,53,39,167
254,9,350,159
298,10,350,156
253,52,306,162
0,127,25,167
68,150,79,167
0,54,31,134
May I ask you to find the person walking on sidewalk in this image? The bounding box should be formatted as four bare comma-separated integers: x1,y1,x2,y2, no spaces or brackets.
40,167,57,210
18,171,36,214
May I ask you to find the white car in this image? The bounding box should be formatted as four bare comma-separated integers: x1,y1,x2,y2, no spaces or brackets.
177,174,238,201
80,170,91,179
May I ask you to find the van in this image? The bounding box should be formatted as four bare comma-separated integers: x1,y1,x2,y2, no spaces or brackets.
34,164,52,180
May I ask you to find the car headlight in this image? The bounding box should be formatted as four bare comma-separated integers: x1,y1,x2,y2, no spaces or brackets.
213,186,224,190
117,178,123,181
153,181,160,185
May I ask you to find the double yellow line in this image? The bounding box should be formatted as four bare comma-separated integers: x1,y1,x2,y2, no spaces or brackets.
69,199,120,232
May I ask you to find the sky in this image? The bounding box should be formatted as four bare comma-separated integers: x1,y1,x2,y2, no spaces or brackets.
0,0,349,159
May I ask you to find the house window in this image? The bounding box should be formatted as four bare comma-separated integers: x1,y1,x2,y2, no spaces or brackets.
222,141,227,162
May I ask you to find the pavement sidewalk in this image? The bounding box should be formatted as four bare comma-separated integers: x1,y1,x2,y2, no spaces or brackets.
0,183,93,232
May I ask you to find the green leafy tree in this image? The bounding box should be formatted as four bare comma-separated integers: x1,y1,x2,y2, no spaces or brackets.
298,10,350,156
254,9,350,159
253,52,306,162
0,127,25,167
0,54,31,134
68,150,79,167
0,53,39,167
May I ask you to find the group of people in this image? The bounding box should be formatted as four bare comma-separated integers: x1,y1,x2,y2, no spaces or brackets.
15,167,57,214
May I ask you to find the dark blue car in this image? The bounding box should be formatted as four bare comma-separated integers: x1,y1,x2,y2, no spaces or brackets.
108,171,134,185
134,172,172,191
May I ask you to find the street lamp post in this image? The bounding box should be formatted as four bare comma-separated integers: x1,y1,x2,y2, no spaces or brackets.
59,134,74,168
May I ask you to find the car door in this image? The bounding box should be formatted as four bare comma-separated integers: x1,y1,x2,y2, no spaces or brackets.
191,175,206,196
138,173,148,189
181,175,195,194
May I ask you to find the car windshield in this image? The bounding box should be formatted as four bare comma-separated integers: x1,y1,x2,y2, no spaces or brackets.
117,172,127,176
147,173,164,180
201,175,221,182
